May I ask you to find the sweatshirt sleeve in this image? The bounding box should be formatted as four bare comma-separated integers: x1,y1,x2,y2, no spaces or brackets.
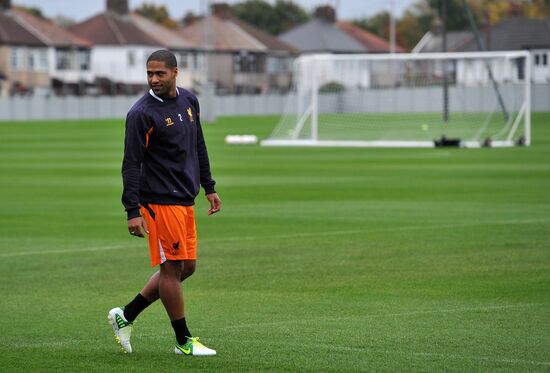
194,98,216,195
121,109,152,219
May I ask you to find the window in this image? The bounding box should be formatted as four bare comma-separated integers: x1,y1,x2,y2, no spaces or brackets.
128,51,135,67
233,54,240,72
543,53,548,66
233,52,262,73
36,49,48,71
248,54,257,72
535,54,540,66
267,57,291,74
78,50,90,70
10,48,26,70
56,50,72,70
28,49,49,71
178,53,188,69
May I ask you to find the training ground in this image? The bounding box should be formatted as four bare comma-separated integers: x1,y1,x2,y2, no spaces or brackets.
0,114,549,371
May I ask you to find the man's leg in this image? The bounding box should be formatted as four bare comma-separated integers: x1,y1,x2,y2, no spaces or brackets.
159,260,185,320
138,260,196,303
158,260,197,350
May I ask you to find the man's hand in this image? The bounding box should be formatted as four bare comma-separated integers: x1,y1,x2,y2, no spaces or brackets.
128,216,148,237
206,193,222,215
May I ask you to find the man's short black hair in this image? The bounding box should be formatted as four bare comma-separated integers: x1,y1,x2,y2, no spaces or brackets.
147,50,177,68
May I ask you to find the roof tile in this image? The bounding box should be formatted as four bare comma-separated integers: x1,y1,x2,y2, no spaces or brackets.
69,12,160,46
13,8,91,47
0,11,45,46
336,21,406,53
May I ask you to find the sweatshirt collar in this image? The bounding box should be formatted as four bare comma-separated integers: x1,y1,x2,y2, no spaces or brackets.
149,87,179,102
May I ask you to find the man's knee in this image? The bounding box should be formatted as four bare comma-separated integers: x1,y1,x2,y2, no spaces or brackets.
160,260,183,278
180,261,196,281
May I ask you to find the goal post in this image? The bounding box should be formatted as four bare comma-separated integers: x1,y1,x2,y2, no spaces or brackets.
261,51,531,148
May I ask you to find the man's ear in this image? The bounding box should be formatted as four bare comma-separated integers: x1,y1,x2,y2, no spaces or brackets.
173,67,179,78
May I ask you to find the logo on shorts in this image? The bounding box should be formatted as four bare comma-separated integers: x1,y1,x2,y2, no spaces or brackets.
172,241,180,251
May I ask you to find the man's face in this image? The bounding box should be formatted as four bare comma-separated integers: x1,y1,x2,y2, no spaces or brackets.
147,60,178,97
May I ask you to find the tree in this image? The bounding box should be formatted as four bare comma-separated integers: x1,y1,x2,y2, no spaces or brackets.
525,0,550,17
426,0,483,30
396,1,434,50
353,11,391,40
181,11,198,26
135,3,178,29
232,0,275,32
19,6,48,20
231,0,309,35
272,0,309,35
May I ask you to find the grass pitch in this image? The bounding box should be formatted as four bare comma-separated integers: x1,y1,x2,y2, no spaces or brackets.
0,113,549,372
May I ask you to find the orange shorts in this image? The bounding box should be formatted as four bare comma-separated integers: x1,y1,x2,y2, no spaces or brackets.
140,203,197,267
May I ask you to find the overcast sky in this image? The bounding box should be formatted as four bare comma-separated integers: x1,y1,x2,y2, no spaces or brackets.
13,0,418,22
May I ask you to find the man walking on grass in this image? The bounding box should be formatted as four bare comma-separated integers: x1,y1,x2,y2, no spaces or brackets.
108,50,221,356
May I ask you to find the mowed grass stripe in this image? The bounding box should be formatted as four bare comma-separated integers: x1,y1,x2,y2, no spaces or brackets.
1,217,549,258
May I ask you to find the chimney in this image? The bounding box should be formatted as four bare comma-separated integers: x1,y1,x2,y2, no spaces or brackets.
508,3,523,17
211,3,232,19
0,0,11,12
431,15,442,35
107,0,128,15
314,6,336,23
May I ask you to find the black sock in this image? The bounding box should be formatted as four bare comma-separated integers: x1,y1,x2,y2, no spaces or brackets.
123,293,151,323
171,318,192,345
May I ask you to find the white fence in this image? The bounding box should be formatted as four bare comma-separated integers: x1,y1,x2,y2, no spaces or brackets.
0,84,549,122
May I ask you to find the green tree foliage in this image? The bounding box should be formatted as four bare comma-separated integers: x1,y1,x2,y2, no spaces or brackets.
427,0,482,30
19,6,48,20
353,11,391,40
273,0,310,34
396,1,434,50
351,0,550,51
135,3,178,29
524,0,550,17
231,0,309,35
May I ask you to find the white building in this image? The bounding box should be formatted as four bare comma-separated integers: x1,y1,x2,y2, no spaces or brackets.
0,0,92,96
414,17,550,85
69,0,162,94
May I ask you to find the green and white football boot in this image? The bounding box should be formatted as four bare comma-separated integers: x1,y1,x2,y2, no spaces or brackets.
108,307,133,353
174,337,216,356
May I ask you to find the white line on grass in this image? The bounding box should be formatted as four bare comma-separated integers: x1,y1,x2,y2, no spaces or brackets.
233,338,550,367
220,303,541,330
209,218,550,243
407,351,550,368
0,244,132,258
1,217,548,258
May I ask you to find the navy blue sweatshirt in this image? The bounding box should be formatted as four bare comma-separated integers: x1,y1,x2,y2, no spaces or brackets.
122,87,216,220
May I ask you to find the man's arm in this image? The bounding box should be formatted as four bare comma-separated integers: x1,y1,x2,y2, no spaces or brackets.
122,109,152,234
194,97,221,215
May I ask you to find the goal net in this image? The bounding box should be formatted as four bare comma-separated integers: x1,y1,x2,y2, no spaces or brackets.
261,51,531,148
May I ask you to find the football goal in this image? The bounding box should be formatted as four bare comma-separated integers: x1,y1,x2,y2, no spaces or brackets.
261,51,531,148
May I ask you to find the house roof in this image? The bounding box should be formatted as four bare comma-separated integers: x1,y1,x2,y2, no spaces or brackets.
69,12,160,46
0,11,46,46
336,21,407,53
412,30,473,53
12,8,91,48
279,18,366,53
179,16,263,52
179,15,295,53
129,12,195,49
459,17,550,51
230,18,297,54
